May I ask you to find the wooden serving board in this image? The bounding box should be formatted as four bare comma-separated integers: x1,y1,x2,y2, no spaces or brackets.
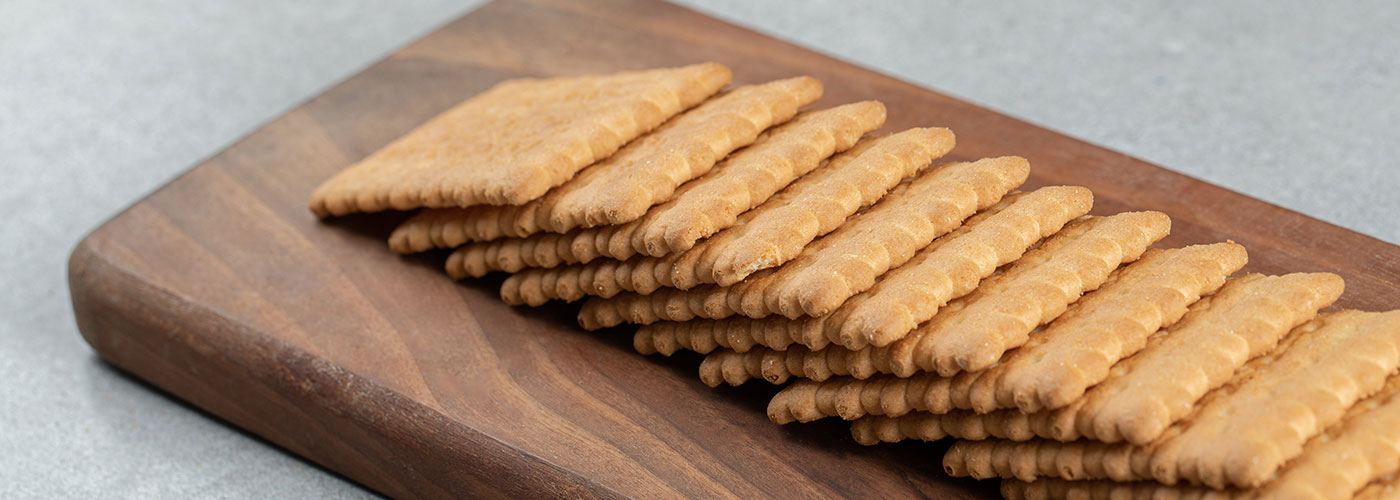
68,0,1400,498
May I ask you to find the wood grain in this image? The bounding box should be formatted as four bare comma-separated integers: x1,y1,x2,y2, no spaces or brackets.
67,0,1400,498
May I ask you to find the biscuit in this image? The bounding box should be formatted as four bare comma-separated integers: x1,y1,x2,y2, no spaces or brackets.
692,212,1172,383
973,242,1247,413
851,413,972,446
1356,475,1400,500
833,185,1092,349
942,310,1400,489
1250,372,1400,500
762,242,1242,425
500,129,961,305
573,155,1030,324
1068,272,1343,445
998,479,1239,500
409,101,885,262
391,76,822,243
910,211,1171,375
818,273,1343,444
999,373,1400,500
498,132,939,304
631,186,1092,356
310,62,731,216
849,410,1042,444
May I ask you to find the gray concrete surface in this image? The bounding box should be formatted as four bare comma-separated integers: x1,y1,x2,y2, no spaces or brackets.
1,0,1394,497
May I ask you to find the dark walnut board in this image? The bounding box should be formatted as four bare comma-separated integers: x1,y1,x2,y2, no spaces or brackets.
68,0,1400,498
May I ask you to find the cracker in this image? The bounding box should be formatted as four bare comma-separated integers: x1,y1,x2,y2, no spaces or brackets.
763,243,1243,425
998,479,1239,500
846,409,1092,447
310,62,731,216
407,101,885,261
501,129,961,305
573,155,1028,324
822,273,1342,444
691,211,1172,383
849,414,943,446
1000,373,1400,500
833,185,1092,349
391,76,822,243
972,242,1247,413
909,211,1171,375
942,310,1400,489
631,186,1092,356
1250,372,1400,499
1068,272,1344,445
1357,475,1400,500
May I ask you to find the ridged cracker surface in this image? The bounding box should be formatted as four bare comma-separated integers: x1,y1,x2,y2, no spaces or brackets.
974,242,1247,413
1356,475,1400,500
573,155,1028,325
1066,272,1344,445
999,373,1400,500
698,211,1172,385
942,310,1400,489
763,243,1241,423
310,62,731,216
827,272,1343,446
631,186,1092,356
391,76,822,243
408,101,884,264
660,129,961,290
500,128,959,305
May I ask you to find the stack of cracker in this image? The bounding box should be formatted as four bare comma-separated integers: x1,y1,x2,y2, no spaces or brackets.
312,63,1400,500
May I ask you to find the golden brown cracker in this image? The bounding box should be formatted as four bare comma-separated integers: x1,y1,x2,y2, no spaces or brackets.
849,411,1042,444
816,273,1343,447
998,479,1241,500
310,62,731,216
973,242,1247,413
730,155,1029,317
690,212,1173,382
1069,272,1343,445
390,76,822,243
942,310,1400,489
508,131,963,306
1357,475,1400,500
674,129,964,289
574,155,1030,327
633,318,779,356
630,186,1092,357
1251,373,1400,499
833,185,1092,349
616,100,886,258
906,211,1171,375
404,101,885,260
849,414,954,446
597,129,960,293
762,243,1243,425
697,348,769,388
1000,373,1400,500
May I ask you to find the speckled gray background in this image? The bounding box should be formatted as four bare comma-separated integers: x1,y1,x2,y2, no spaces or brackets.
2,0,1395,497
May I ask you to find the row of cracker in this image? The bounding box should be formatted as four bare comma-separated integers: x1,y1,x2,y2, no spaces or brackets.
670,221,1400,499
309,64,1400,500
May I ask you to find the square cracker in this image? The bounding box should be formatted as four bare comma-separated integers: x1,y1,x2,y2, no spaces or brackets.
710,238,1224,391
566,155,1028,325
310,62,731,216
943,309,1400,490
825,272,1342,447
497,129,960,304
999,371,1400,500
389,76,823,239
630,185,1094,359
405,101,886,269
